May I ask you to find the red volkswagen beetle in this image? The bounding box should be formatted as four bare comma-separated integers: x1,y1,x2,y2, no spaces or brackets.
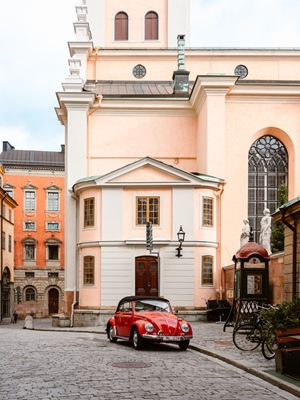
106,296,193,350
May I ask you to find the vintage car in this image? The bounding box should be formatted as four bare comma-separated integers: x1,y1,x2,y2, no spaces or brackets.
106,296,193,350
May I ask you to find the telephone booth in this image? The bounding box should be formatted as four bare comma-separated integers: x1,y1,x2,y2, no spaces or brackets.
224,235,270,330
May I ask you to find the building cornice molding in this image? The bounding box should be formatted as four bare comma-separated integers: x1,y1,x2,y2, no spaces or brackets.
68,42,94,58
55,92,97,123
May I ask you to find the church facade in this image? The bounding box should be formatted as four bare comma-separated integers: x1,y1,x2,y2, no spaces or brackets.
56,0,300,324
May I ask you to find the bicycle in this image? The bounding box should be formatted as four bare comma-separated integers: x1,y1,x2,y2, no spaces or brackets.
232,304,277,360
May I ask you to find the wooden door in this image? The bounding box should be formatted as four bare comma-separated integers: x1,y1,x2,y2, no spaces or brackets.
135,256,158,296
48,288,59,314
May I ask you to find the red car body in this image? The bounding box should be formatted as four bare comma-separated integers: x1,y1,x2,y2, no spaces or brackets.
106,296,193,350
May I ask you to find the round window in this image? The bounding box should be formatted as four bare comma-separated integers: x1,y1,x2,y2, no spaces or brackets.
133,64,146,79
234,65,248,79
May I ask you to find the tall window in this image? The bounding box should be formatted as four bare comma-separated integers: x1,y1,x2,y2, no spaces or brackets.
48,245,59,260
47,192,59,211
1,231,5,249
202,197,213,227
83,256,95,285
84,198,94,227
25,244,35,260
115,12,128,41
248,135,288,241
8,235,12,252
202,256,213,286
25,191,35,211
136,197,160,225
145,11,158,40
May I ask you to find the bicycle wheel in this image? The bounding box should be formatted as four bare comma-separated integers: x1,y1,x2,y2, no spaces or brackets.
233,323,262,351
261,335,277,360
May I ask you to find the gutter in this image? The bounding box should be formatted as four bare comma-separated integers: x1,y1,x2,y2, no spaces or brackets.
70,286,77,327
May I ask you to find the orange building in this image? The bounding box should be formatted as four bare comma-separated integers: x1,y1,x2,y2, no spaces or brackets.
0,141,65,319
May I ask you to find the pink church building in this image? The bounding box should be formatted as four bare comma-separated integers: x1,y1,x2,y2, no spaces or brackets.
55,0,300,325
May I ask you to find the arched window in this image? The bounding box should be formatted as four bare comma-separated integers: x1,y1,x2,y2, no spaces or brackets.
248,135,288,241
145,11,158,40
25,287,35,302
115,12,128,41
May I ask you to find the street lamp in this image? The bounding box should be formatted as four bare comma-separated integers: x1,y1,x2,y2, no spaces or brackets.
176,225,185,257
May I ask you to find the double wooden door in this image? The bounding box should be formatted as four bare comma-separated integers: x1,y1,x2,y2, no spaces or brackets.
135,256,158,297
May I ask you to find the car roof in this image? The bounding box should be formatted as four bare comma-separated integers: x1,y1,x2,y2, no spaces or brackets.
118,296,170,306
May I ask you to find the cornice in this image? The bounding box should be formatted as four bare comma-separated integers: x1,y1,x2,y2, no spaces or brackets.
55,91,97,122
68,41,94,58
227,83,300,103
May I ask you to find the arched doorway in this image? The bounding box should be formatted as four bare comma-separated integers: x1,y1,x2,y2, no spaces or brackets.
135,256,158,296
2,267,11,318
48,288,59,314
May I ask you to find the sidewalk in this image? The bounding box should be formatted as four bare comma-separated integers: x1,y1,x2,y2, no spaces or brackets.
7,318,300,398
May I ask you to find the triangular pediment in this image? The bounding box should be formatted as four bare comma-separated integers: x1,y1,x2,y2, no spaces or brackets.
74,157,224,190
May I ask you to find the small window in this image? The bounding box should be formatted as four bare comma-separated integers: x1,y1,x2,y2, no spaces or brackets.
8,235,12,252
8,209,11,222
202,256,213,286
48,272,59,278
202,197,213,227
25,244,35,260
84,198,94,227
48,245,59,260
115,12,128,41
25,288,35,302
145,11,158,40
6,190,13,198
47,192,59,211
25,271,35,278
83,256,95,285
25,191,36,211
136,197,160,225
25,221,36,230
47,222,59,231
2,205,5,218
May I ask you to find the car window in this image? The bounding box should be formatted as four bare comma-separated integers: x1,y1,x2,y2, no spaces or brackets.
134,300,170,313
119,302,132,312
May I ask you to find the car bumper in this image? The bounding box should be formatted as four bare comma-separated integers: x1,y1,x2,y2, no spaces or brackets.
142,334,193,341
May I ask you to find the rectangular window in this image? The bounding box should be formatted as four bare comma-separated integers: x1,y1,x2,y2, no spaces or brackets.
25,191,35,211
6,190,13,198
136,197,160,225
25,244,35,260
48,245,59,260
83,256,95,285
47,192,59,211
2,232,5,249
25,221,36,230
2,205,5,218
202,197,213,227
84,198,94,227
47,222,59,230
8,209,11,222
202,256,213,286
48,272,59,278
25,271,35,278
8,235,12,252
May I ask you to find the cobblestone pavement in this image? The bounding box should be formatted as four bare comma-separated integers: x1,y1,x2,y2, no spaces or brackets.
1,319,300,399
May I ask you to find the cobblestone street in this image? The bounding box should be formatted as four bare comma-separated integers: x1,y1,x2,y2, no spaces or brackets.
0,321,299,400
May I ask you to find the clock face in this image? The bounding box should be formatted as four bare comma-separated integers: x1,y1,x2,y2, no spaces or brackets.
234,65,248,79
133,64,146,79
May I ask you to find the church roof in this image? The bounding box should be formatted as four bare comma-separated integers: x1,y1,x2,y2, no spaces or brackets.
84,80,193,98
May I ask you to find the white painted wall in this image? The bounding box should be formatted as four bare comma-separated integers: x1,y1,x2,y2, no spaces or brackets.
102,188,123,240
85,0,105,47
172,188,194,241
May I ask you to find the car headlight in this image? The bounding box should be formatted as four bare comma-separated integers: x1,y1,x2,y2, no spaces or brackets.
181,323,190,333
145,323,154,333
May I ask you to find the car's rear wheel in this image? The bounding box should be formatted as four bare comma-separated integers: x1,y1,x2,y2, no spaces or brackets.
108,325,117,343
178,340,189,350
132,327,143,350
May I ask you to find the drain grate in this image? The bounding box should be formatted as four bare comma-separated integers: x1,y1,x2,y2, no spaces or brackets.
112,361,152,369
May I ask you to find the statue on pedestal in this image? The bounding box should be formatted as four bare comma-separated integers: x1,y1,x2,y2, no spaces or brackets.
240,219,250,247
259,208,272,255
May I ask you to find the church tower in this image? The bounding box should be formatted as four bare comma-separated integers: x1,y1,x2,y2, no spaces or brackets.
85,0,190,48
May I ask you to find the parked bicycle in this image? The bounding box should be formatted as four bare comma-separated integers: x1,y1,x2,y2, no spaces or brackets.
232,304,277,360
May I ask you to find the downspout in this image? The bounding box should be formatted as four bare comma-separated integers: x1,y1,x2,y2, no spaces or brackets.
70,286,77,327
214,184,225,300
0,192,8,321
280,207,297,298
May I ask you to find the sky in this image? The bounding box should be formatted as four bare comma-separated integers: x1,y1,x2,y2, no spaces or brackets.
0,0,300,152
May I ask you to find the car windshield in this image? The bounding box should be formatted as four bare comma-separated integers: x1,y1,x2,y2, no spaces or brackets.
134,299,170,313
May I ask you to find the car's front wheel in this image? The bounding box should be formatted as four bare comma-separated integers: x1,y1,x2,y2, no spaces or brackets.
108,325,117,343
178,340,189,350
132,327,143,350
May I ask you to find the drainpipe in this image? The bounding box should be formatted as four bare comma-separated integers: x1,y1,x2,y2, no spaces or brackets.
70,286,77,327
280,207,297,298
0,192,8,321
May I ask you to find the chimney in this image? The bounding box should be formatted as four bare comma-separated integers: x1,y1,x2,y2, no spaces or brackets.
3,141,15,152
172,35,190,94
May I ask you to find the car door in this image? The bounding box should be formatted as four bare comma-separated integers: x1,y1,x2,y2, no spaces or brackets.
115,301,133,337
